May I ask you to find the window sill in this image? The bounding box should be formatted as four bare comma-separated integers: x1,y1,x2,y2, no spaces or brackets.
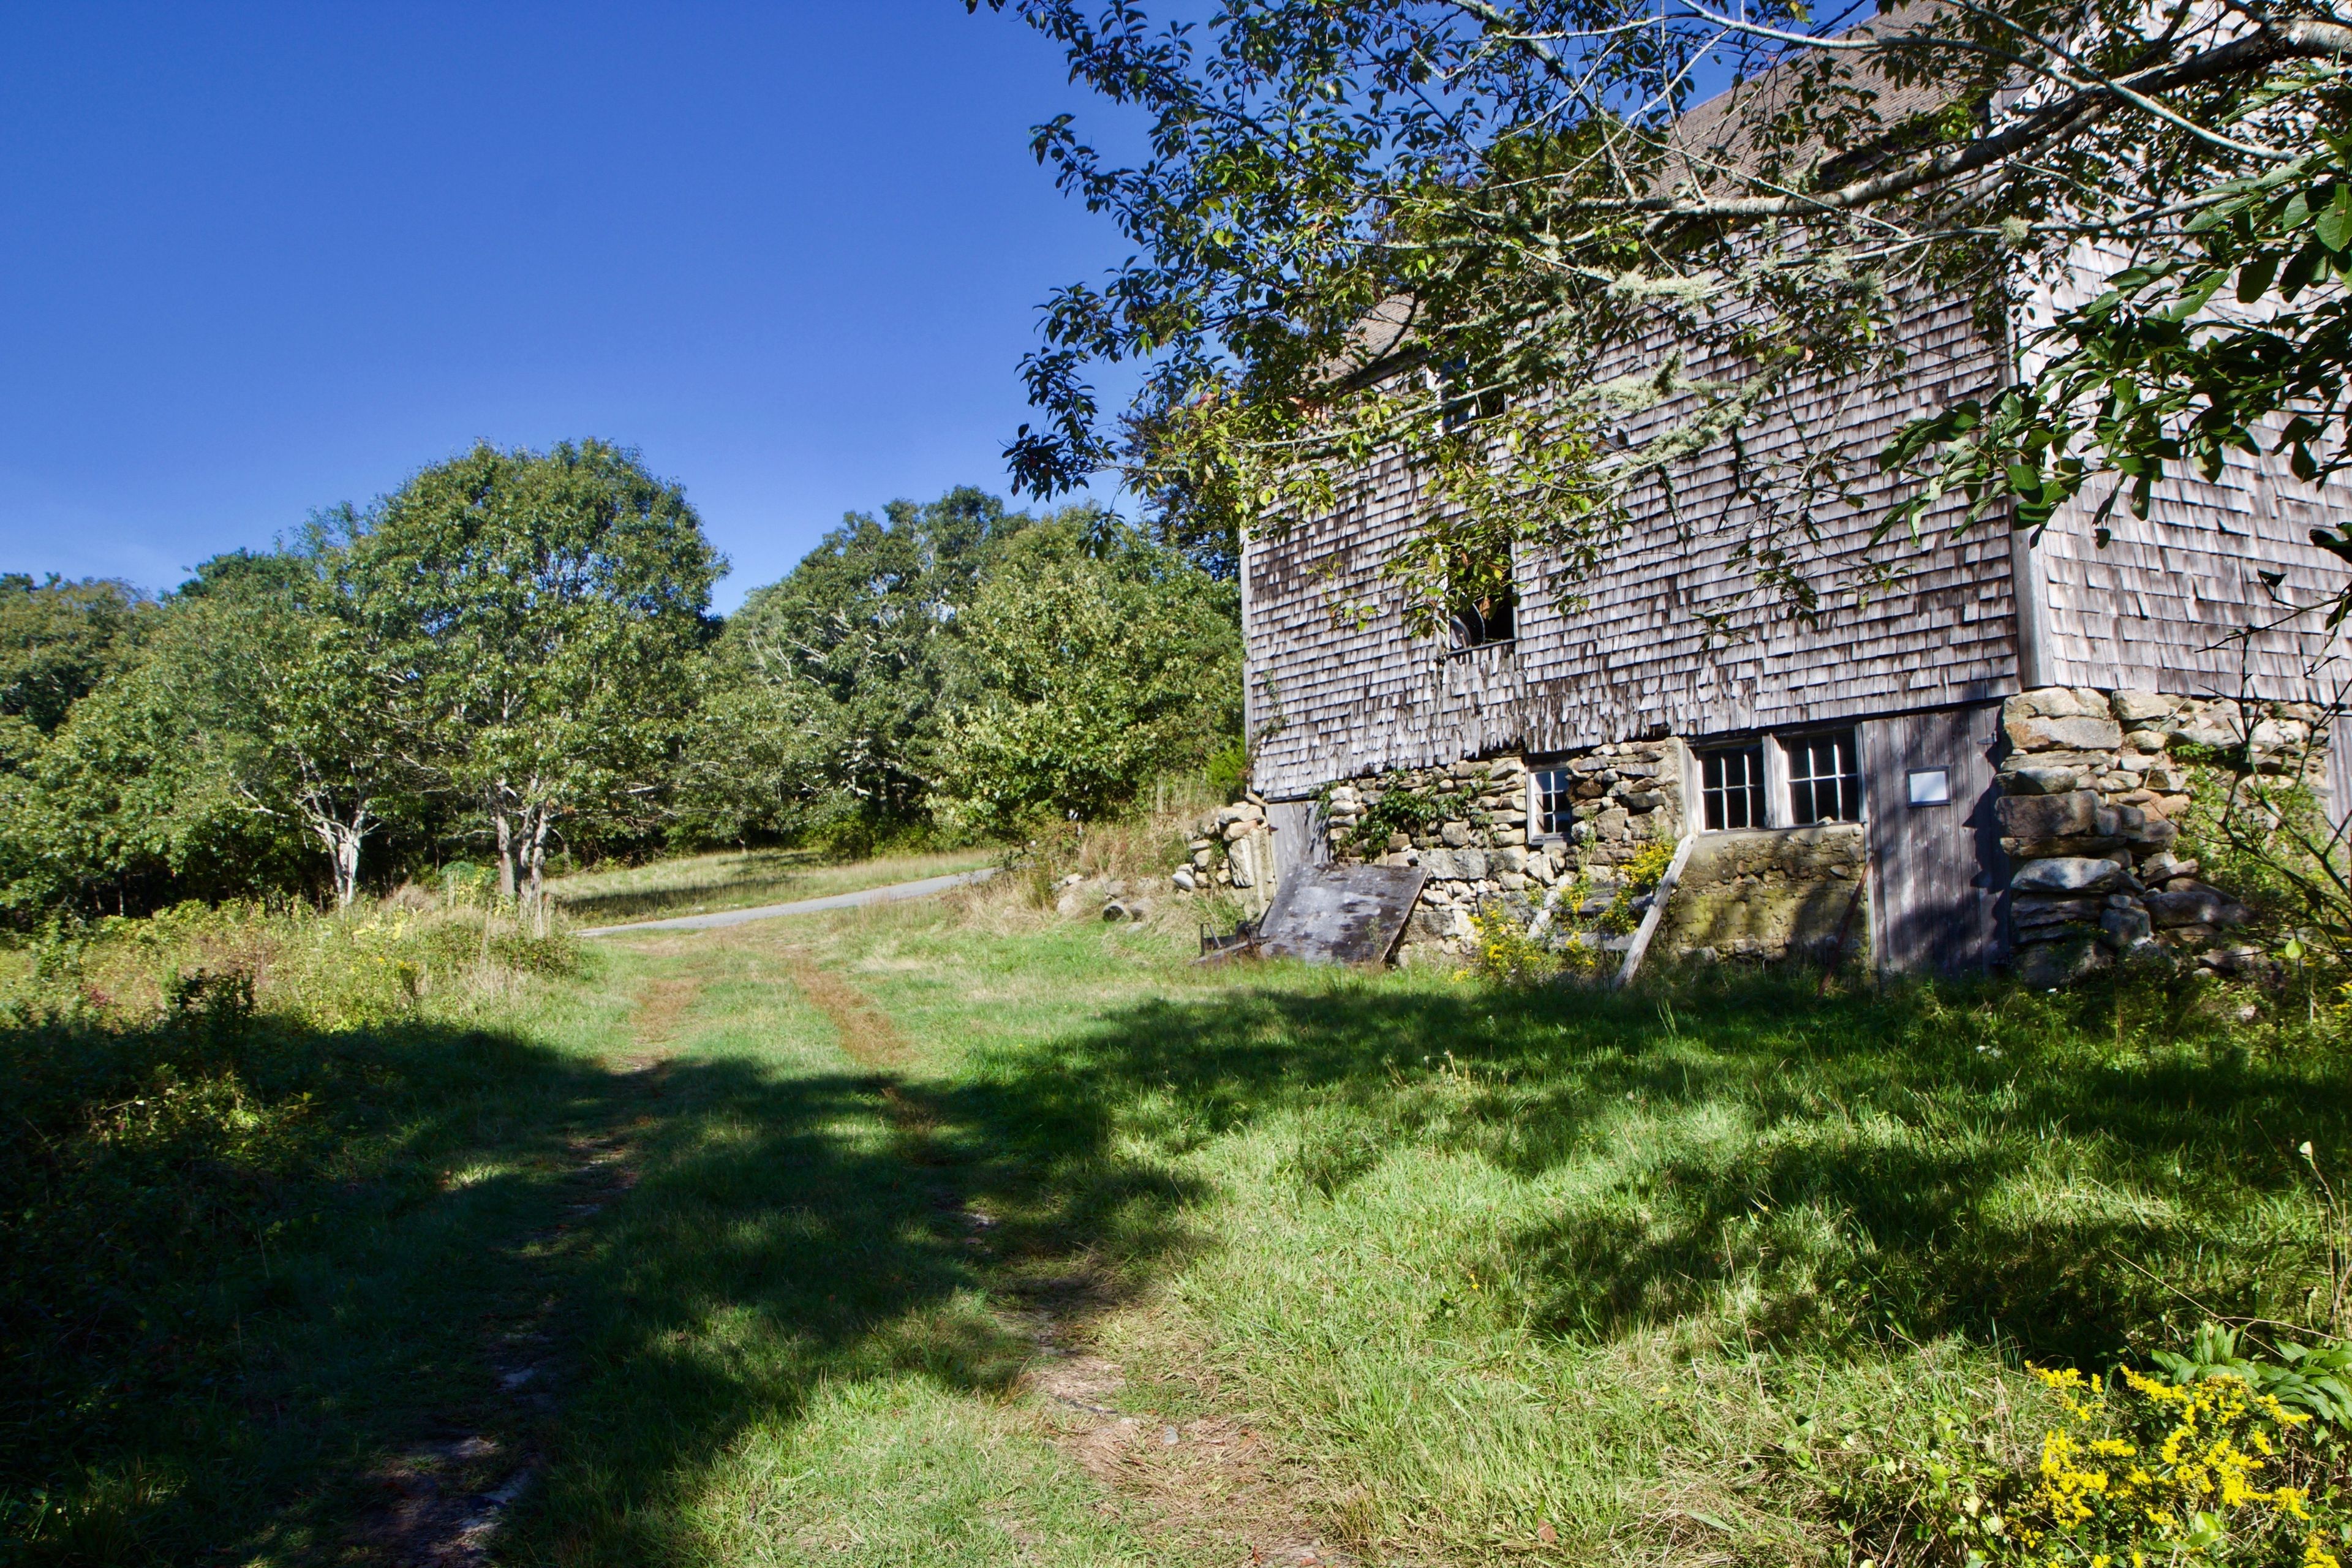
1699,820,1866,835
1446,637,1517,659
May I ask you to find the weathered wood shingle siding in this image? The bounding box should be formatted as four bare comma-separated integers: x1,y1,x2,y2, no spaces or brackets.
1244,292,2025,801
2014,244,2349,699
2034,462,2345,699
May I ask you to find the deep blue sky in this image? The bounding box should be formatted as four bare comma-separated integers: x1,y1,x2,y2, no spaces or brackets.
0,2,1136,609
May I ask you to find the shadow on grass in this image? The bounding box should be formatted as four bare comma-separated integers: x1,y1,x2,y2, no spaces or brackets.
967,967,2352,1365
524,967,2352,1562
7,977,1204,1566
524,1046,1207,1563
26,960,2340,1564
2,995,662,1565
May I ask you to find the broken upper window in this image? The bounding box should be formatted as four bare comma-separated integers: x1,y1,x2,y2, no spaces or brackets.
1448,583,1516,649
1428,359,1507,433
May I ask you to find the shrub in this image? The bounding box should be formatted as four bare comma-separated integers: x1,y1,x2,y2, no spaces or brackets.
1839,1338,2351,1568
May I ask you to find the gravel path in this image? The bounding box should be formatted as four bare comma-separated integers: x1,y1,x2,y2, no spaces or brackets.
574,867,997,938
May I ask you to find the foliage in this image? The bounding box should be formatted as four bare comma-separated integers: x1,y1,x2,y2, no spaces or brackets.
0,609,314,919
2155,1324,2352,1437
0,575,144,738
931,516,1242,835
1845,1357,2348,1568
1891,139,2352,620
346,439,723,905
0,897,580,1561
1464,900,1584,985
2169,739,2352,970
1203,735,1250,804
1324,773,1467,859
676,488,1027,843
973,0,2352,622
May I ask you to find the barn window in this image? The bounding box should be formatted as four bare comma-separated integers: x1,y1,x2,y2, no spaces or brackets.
1429,360,1507,432
1449,583,1516,648
1444,533,1517,650
1785,729,1863,824
1699,744,1767,830
1530,767,1574,837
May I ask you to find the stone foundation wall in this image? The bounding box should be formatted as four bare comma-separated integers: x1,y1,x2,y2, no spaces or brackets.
1658,826,1866,963
1314,742,1683,954
1171,797,1279,918
1997,687,2314,984
1172,687,2312,978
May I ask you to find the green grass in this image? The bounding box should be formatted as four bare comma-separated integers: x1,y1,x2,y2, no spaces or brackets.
8,890,2348,1566
521,907,2352,1565
545,846,998,927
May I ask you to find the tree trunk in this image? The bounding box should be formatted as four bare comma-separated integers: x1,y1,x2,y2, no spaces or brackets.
302,797,372,910
329,824,363,909
494,802,521,901
524,810,554,935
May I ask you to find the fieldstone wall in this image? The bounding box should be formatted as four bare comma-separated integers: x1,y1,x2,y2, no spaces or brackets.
1659,826,1866,962
1997,687,2312,984
1170,797,1280,918
1314,742,1684,955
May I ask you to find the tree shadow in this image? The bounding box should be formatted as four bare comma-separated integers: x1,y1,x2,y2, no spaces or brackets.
26,960,2335,1563
963,968,2351,1366
521,1037,1210,1564
4,1000,654,1564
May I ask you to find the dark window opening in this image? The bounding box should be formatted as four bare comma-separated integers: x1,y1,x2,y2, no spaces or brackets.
1531,767,1573,837
1700,744,1766,831
1431,360,1508,433
1787,729,1863,824
1448,586,1516,649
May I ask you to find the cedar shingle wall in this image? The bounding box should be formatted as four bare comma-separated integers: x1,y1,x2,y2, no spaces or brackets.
2028,249,2351,696
1245,292,2025,801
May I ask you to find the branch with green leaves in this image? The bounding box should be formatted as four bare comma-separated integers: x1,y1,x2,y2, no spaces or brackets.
974,0,2352,622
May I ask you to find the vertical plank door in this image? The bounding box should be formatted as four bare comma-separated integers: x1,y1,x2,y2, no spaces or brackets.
1864,704,2008,974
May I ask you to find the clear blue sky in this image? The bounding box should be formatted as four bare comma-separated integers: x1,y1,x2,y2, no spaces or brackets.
0,2,1136,610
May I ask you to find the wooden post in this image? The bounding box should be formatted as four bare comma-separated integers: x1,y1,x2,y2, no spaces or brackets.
1614,833,1696,989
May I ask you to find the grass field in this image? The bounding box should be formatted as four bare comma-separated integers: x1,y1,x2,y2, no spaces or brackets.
7,865,2349,1566
544,846,998,927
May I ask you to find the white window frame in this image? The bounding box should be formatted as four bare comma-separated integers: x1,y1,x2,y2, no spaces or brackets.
1687,727,1866,832
1527,766,1575,841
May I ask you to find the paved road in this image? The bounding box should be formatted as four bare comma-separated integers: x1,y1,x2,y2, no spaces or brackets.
575,867,998,938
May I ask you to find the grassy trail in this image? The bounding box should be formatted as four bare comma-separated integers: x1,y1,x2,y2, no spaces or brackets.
22,881,2342,1565
495,897,2351,1568
505,918,1185,1566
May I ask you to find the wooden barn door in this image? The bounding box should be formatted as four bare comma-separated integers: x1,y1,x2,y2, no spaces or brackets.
1864,705,2007,974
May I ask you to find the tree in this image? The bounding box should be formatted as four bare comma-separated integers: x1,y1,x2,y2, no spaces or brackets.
973,0,2352,617
932,517,1242,834
147,535,420,908
222,606,415,910
682,487,1028,840
0,575,144,739
1,606,309,918
347,441,722,908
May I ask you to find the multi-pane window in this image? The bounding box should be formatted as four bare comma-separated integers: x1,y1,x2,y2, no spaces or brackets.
1531,767,1574,837
1786,729,1863,824
1700,744,1767,831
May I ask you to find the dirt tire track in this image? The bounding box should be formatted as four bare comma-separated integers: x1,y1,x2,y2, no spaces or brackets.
780,950,1352,1567
350,971,689,1563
